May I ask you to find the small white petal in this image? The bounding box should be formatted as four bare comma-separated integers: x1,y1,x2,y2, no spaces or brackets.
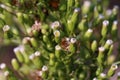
106,9,112,16
51,21,60,29
87,29,93,33
74,8,80,12
117,72,120,76
99,14,104,19
37,71,43,76
103,20,109,26
4,71,9,76
54,30,60,37
0,63,6,69
29,54,35,60
84,1,91,7
113,20,118,25
99,46,105,52
93,77,98,80
3,25,10,32
100,73,106,78
106,39,113,45
55,45,61,50
34,51,41,57
111,64,118,70
13,47,20,53
70,38,77,44
42,66,48,71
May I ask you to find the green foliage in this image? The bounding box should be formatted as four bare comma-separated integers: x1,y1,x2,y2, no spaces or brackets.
0,0,120,80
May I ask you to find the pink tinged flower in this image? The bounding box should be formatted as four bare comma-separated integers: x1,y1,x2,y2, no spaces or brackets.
103,20,109,26
98,46,105,52
0,63,6,69
29,54,35,60
51,21,60,29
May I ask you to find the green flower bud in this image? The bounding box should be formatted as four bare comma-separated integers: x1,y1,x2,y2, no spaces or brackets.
32,29,39,37
67,0,74,11
22,52,30,63
13,47,24,63
43,35,50,43
82,1,91,14
29,51,42,68
3,25,13,39
111,21,118,39
78,15,88,31
107,55,115,65
107,64,118,77
79,72,85,79
101,20,109,37
11,58,20,70
41,71,48,79
30,37,38,47
84,28,93,40
112,6,119,19
97,46,105,65
91,40,97,52
107,45,113,56
96,67,103,76
49,54,55,66
59,0,67,11
55,45,62,58
104,39,113,50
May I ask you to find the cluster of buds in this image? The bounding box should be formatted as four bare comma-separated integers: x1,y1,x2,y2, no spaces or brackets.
0,0,119,80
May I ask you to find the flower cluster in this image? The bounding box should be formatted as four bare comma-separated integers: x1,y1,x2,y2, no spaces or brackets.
0,0,119,80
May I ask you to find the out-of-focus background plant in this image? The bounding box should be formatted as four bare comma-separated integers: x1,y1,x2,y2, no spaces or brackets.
0,0,120,80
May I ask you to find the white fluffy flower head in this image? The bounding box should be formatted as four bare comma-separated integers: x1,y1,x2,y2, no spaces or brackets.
0,63,6,69
42,65,48,71
3,25,10,32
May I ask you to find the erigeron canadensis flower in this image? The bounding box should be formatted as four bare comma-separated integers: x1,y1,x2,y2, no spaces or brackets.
100,73,106,78
74,8,80,13
93,77,98,80
55,45,61,50
3,25,10,32
0,63,6,69
29,54,35,60
4,71,9,77
106,9,112,16
22,37,31,44
34,51,41,57
106,39,113,45
98,46,105,52
53,30,60,37
111,64,118,70
103,20,109,26
70,38,77,44
51,21,60,29
42,66,48,71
